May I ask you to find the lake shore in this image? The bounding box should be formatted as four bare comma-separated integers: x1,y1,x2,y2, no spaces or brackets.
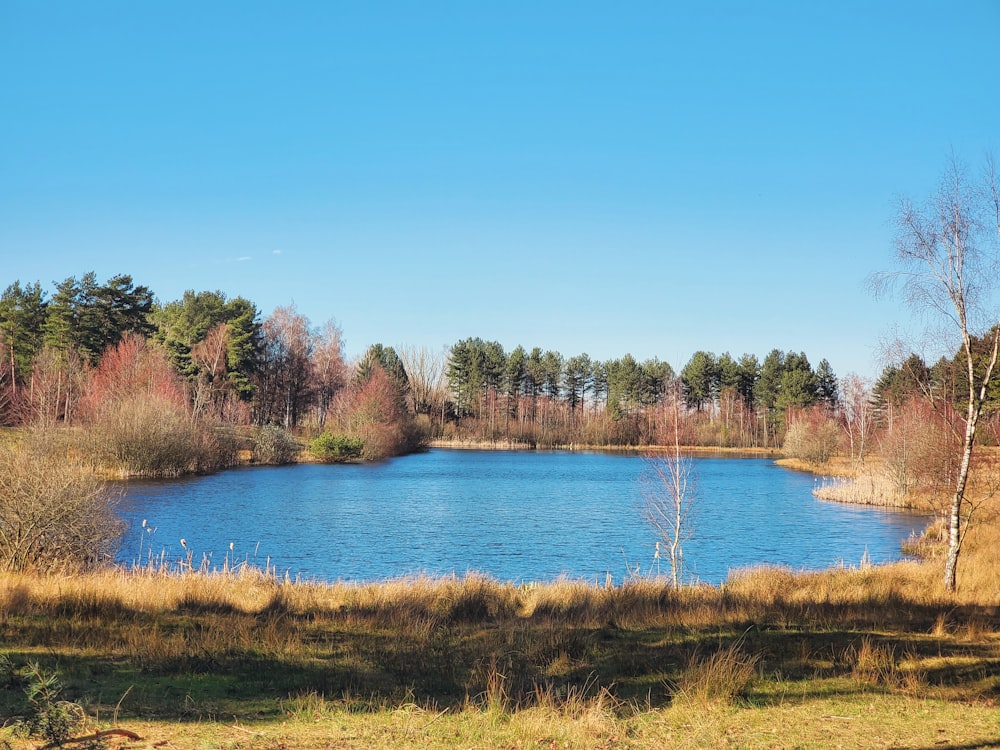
429,438,784,458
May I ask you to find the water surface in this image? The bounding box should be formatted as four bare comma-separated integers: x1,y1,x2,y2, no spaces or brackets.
119,449,927,584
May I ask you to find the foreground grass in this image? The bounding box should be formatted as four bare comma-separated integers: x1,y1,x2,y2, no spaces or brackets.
20,693,993,750
2,555,999,749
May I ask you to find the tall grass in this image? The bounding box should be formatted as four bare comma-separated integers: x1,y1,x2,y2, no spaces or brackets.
671,638,761,707
1,553,998,741
812,470,912,509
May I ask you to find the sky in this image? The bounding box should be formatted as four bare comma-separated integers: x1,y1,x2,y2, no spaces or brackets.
2,1,998,380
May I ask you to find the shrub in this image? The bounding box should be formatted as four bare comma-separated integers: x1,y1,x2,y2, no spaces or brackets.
309,432,364,462
0,431,123,572
782,410,841,464
252,425,302,465
85,395,203,477
328,366,427,460
77,333,235,478
21,662,86,747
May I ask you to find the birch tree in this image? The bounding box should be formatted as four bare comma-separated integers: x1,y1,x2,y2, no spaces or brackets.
873,154,1000,592
839,373,875,469
640,379,695,588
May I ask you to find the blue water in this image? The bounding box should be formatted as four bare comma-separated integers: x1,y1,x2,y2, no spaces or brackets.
118,449,928,585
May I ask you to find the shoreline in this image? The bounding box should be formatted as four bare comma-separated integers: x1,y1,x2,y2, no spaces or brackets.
428,438,784,458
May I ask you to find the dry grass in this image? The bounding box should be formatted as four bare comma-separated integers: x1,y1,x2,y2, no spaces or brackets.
671,638,761,707
1,557,999,749
813,469,912,508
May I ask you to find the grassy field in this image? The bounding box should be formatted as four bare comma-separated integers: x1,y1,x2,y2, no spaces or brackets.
1,552,999,749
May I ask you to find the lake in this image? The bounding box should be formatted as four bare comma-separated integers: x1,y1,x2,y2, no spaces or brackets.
119,449,928,585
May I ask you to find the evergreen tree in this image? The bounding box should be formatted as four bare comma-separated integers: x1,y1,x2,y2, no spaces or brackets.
43,273,102,360
681,350,717,411
524,347,544,401
506,345,528,400
755,349,785,411
0,281,48,385
96,274,154,346
815,358,839,408
152,290,261,398
563,353,593,413
736,353,759,407
43,272,154,363
775,352,817,410
716,352,740,394
446,338,505,418
356,344,409,392
605,354,643,417
540,350,563,400
223,297,262,399
872,353,930,408
591,360,608,411
639,358,674,406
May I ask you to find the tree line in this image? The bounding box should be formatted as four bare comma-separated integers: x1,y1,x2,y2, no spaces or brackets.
0,270,858,457
443,337,839,448
2,268,987,467
0,273,424,469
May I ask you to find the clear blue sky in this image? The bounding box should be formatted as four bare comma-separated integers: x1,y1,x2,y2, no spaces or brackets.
2,1,998,379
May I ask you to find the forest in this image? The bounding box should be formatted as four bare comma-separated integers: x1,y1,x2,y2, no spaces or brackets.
0,270,988,477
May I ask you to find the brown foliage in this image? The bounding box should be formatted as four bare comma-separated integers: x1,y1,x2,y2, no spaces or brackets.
782,406,843,464
330,365,423,460
78,332,187,417
0,431,123,572
79,334,233,476
876,397,959,499
18,345,86,427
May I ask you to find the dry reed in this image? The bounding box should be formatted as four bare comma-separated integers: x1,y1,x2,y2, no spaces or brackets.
812,470,912,508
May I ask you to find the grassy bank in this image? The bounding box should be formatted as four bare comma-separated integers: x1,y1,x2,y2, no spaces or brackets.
1,557,998,749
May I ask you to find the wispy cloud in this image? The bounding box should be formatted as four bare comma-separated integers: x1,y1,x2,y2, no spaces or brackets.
273,249,283,255
237,256,252,262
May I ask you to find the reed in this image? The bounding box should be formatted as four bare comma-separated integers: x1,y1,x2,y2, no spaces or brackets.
812,469,912,508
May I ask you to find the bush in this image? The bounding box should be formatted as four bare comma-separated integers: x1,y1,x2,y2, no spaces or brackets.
309,432,364,462
0,431,123,572
252,425,302,465
782,411,841,464
85,395,203,477
77,334,235,478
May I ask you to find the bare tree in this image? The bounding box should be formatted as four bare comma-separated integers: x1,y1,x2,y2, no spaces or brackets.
22,345,86,427
311,320,347,429
839,373,876,469
398,344,448,418
873,154,1000,591
640,379,695,588
255,305,314,429
190,322,230,417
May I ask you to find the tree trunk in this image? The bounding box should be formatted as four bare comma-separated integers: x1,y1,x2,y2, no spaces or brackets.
944,390,980,591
